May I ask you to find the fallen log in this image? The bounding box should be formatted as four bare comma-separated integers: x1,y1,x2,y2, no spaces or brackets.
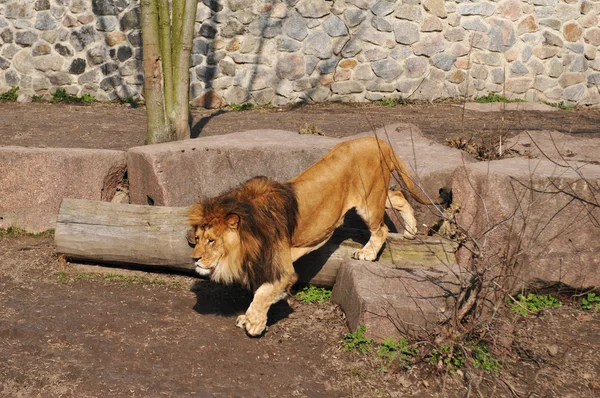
55,199,458,287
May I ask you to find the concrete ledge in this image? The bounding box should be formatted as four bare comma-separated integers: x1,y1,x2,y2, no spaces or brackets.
126,129,337,206
507,130,600,164
332,259,463,342
0,147,126,233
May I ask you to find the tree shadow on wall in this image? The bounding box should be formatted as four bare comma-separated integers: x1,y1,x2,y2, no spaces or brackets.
190,0,353,137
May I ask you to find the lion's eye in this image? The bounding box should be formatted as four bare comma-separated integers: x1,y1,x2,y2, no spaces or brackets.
194,236,199,243
208,239,214,245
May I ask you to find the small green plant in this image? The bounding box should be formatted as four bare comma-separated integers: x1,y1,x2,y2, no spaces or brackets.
377,337,418,369
581,292,600,311
376,97,406,107
229,102,253,111
0,227,54,238
428,345,465,374
295,285,331,304
511,293,562,316
343,325,373,354
51,89,95,104
471,342,500,375
298,123,324,136
546,101,575,111
475,93,525,103
0,86,19,102
56,271,70,285
32,94,44,103
120,96,140,108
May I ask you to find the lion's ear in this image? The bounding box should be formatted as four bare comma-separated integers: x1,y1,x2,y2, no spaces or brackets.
226,214,240,230
186,228,197,246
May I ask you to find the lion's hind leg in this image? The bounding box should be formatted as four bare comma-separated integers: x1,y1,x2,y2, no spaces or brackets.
352,201,389,262
386,190,417,240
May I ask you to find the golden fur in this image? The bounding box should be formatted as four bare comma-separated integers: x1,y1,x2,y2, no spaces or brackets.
188,137,445,336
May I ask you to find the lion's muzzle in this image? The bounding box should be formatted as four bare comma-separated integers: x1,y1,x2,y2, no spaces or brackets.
195,265,212,277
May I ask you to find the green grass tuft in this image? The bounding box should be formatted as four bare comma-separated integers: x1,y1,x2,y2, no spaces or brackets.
343,325,373,354
376,97,407,107
229,103,254,111
0,227,54,238
0,86,19,102
120,96,140,108
295,285,331,304
511,293,562,316
377,337,418,369
546,101,575,111
475,93,525,103
428,344,465,374
581,292,600,311
471,342,501,375
51,89,95,104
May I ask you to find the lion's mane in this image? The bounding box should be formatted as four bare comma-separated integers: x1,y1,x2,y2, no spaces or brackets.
189,176,298,290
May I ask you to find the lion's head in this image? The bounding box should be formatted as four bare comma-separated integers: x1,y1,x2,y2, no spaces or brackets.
188,205,244,285
188,176,298,290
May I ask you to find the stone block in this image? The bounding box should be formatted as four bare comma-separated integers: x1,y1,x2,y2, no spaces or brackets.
332,260,462,341
0,147,126,232
127,130,335,206
452,158,600,291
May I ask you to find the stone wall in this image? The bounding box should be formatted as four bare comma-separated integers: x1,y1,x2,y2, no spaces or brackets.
1,0,599,106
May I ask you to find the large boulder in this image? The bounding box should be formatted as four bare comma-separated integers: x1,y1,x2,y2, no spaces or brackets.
0,147,126,233
332,259,463,342
452,158,600,291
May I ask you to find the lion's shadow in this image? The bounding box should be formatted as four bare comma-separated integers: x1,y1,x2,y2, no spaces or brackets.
190,281,293,327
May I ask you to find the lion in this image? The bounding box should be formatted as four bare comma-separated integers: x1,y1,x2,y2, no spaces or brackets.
188,137,447,336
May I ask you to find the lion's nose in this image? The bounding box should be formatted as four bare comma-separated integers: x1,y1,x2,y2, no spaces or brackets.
193,256,202,263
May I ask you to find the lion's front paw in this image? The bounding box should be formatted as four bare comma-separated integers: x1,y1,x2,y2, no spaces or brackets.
352,248,377,261
235,311,267,336
235,314,246,329
241,311,267,337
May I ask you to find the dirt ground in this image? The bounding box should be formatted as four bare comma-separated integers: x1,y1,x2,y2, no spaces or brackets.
1,101,600,150
1,101,600,397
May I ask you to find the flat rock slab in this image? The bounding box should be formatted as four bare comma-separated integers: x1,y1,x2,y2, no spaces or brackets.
127,129,336,206
332,259,463,342
456,102,558,113
506,130,600,164
452,158,600,291
0,147,126,233
127,123,471,231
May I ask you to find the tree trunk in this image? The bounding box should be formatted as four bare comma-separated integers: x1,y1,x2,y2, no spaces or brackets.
170,0,197,140
140,0,197,144
140,0,173,144
55,199,459,288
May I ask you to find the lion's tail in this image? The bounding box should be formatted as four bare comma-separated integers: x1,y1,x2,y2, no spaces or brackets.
385,144,447,206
